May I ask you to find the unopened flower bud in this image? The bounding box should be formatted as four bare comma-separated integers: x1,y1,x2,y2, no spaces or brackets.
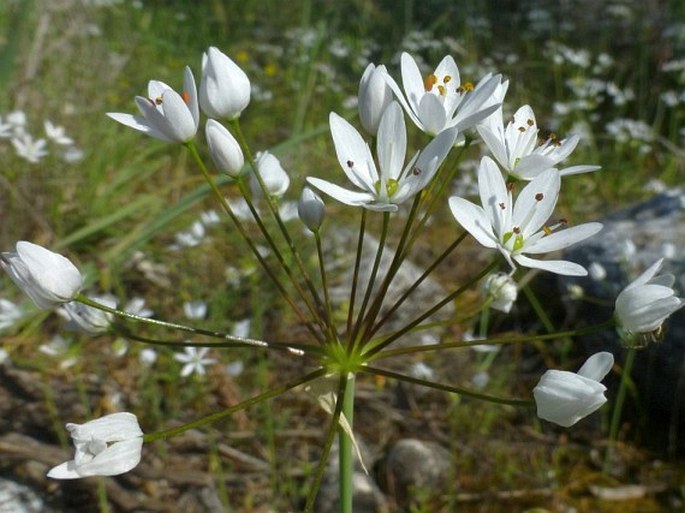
251,151,290,198
482,272,517,313
358,63,393,135
205,119,244,177
298,187,325,232
200,47,251,120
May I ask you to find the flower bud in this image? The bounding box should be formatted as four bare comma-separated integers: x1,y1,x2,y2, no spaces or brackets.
205,119,244,177
1,241,83,310
200,47,251,120
298,187,325,232
251,151,290,198
482,272,517,313
358,63,393,135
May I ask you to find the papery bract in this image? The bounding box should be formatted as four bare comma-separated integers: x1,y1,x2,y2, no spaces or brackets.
47,412,143,479
1,241,83,310
534,352,613,427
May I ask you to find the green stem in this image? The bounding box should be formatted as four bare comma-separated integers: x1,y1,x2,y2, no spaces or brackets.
351,211,390,345
185,141,323,341
316,231,337,341
304,372,348,512
604,348,635,473
363,259,499,358
339,374,355,513
347,210,367,337
367,232,467,339
362,365,531,406
144,368,326,442
370,318,617,362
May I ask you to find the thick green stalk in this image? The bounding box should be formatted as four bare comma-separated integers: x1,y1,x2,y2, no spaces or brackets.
339,374,355,513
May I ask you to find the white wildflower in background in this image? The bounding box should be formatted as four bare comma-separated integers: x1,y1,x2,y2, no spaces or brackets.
139,348,158,367
44,120,74,146
534,351,614,427
183,300,207,320
588,262,607,281
448,158,603,276
47,412,144,479
0,298,25,331
174,346,217,377
11,133,48,163
124,297,154,318
1,241,83,310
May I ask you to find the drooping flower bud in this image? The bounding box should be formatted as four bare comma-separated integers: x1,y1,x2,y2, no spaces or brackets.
205,119,244,177
200,47,251,120
1,241,83,310
298,186,325,232
481,272,517,313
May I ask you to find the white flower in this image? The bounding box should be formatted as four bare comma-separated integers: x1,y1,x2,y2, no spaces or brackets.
448,157,603,276
0,298,25,331
588,262,607,281
124,297,153,318
139,348,158,366
44,120,74,145
307,102,457,212
61,295,116,334
251,151,290,198
174,346,217,377
477,104,600,180
1,241,83,309
47,412,143,479
205,119,244,177
358,63,393,135
107,67,199,143
615,259,685,346
11,133,48,163
384,52,503,136
200,46,251,120
533,352,614,427
298,186,325,232
183,300,207,320
482,272,518,313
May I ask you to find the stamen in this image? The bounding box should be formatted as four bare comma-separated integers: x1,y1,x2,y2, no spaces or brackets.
518,127,526,133
498,202,506,210
412,167,423,176
535,193,544,201
444,75,452,84
154,96,163,105
424,74,437,92
526,118,535,126
438,85,446,96
181,90,191,104
346,160,354,168
512,226,521,234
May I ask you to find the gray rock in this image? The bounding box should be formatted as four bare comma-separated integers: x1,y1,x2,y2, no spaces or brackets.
559,189,685,453
0,478,55,513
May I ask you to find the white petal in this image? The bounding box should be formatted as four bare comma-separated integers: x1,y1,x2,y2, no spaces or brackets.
400,52,425,115
329,112,377,191
512,168,560,236
306,177,375,208
477,156,508,235
417,94,447,135
476,124,509,171
559,164,601,176
448,196,498,249
376,102,406,182
524,222,603,254
514,254,589,276
577,352,614,381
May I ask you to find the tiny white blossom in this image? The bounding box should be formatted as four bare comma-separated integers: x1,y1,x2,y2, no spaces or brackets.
0,298,25,331
482,272,518,313
183,300,207,320
12,133,48,163
174,346,217,377
44,120,74,145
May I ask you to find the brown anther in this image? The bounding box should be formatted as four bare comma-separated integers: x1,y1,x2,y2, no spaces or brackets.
559,218,568,225
506,183,515,192
154,96,163,105
513,226,521,234
498,202,506,210
424,74,437,92
535,193,544,201
346,160,354,168
181,90,191,104
518,126,526,133
527,118,535,126
412,167,423,176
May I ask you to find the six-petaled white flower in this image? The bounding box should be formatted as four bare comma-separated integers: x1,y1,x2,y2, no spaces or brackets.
107,67,199,143
477,104,600,180
615,258,685,347
174,346,217,377
384,52,503,136
1,241,83,310
47,412,144,479
307,102,457,212
448,157,603,276
534,352,614,427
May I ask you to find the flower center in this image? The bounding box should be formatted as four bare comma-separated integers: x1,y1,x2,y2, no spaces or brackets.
374,178,399,197
424,74,453,96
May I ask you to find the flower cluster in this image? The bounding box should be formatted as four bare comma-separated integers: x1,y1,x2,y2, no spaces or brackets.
2,44,683,512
